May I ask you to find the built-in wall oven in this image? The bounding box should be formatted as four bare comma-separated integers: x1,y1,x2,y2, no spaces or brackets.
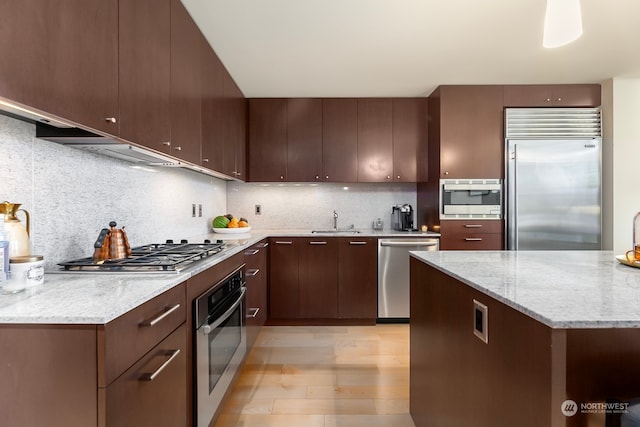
194,265,246,427
440,179,502,219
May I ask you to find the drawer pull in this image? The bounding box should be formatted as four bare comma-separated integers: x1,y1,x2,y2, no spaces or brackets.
349,241,367,245
244,249,260,256
464,238,483,241
141,304,181,327
257,242,269,248
309,241,327,245
246,307,260,318
246,268,260,277
275,241,293,245
139,349,181,382
464,224,483,228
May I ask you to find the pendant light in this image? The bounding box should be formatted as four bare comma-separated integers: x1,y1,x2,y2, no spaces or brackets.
543,0,583,48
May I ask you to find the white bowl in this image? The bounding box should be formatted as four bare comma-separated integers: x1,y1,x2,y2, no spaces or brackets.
212,226,252,234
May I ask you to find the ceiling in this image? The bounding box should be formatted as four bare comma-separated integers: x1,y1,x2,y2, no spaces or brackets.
181,0,640,98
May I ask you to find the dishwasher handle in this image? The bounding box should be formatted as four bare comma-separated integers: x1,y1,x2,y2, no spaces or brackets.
379,241,439,247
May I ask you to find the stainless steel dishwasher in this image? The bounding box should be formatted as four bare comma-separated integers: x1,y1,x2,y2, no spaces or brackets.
378,237,439,321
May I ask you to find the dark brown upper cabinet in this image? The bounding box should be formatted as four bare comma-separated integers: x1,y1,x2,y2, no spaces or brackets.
357,99,394,182
223,76,247,180
429,85,504,180
119,0,171,153
287,99,323,182
248,99,288,182
201,36,225,173
170,0,202,165
0,0,119,134
392,98,427,182
322,99,358,183
503,84,601,107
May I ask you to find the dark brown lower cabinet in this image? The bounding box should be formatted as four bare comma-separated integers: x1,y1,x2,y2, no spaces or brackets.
103,324,187,427
439,220,504,250
268,237,377,323
337,237,377,321
245,240,269,348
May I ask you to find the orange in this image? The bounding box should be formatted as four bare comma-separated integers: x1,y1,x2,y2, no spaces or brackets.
238,220,249,227
227,221,239,228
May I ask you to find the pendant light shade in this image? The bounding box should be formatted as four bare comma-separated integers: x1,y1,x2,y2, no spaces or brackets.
543,0,583,48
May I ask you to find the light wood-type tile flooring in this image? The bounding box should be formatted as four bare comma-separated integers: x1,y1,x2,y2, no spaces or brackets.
213,324,416,427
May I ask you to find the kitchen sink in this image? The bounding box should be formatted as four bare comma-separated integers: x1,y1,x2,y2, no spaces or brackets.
311,230,361,234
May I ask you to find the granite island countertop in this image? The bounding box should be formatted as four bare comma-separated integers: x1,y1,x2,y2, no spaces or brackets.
410,250,640,329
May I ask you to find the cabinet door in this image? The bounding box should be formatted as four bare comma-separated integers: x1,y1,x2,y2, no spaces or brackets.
224,77,247,180
299,238,338,318
357,99,393,182
268,238,299,319
439,220,504,250
439,86,504,179
552,84,601,107
248,99,287,181
201,39,225,172
119,0,171,153
322,99,358,182
0,0,118,134
337,237,377,320
104,324,187,427
170,0,202,164
392,98,427,182
503,84,601,107
503,85,554,107
287,99,323,182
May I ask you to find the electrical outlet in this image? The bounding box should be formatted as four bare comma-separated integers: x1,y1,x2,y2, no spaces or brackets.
192,204,196,218
255,205,261,215
198,204,202,217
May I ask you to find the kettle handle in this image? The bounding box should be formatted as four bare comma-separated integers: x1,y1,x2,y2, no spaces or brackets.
94,228,110,248
17,208,30,237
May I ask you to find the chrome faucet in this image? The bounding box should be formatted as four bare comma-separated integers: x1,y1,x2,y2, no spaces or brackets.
333,210,338,230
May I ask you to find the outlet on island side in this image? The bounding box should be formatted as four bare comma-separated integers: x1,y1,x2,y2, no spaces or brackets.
198,204,202,217
255,205,261,215
192,204,196,218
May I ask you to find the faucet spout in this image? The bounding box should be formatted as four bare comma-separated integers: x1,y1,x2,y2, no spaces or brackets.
333,210,338,230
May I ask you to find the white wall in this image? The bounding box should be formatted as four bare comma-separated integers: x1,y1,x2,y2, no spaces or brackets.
0,115,227,270
602,78,640,254
227,181,417,231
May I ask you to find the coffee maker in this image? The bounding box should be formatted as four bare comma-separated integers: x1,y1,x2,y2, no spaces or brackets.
391,204,415,231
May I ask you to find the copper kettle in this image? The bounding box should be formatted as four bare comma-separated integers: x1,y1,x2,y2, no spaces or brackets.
93,221,132,261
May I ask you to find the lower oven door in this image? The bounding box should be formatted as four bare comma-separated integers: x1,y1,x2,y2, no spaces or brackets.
196,287,247,427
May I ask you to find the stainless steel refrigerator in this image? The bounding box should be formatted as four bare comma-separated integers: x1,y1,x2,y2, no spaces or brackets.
505,108,602,250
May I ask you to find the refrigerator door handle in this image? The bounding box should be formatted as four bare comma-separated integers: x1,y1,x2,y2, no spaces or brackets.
507,142,518,250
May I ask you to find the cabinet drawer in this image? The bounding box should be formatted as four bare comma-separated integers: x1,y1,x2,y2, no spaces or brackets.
102,324,187,427
100,283,186,386
440,220,503,234
440,233,504,250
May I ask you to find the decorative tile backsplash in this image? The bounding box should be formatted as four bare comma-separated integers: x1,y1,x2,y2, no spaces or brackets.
227,181,417,230
0,114,227,270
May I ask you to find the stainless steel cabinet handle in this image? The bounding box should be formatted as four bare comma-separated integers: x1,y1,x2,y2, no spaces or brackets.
202,158,209,163
380,241,438,247
464,238,483,241
139,349,181,381
257,242,269,248
275,241,293,245
246,268,260,277
173,146,182,151
279,175,285,180
349,241,367,245
315,175,320,180
309,241,327,245
140,304,181,327
105,117,117,123
163,141,171,146
244,249,259,256
246,308,260,318
325,175,329,179
464,224,483,228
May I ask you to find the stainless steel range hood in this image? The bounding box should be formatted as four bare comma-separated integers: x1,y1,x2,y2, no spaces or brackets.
35,122,182,166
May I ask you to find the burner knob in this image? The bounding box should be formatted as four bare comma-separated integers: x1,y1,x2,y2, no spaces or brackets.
204,239,211,244
216,239,223,244
181,239,188,244
166,239,174,244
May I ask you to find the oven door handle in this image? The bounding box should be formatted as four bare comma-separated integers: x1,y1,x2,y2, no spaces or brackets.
199,287,246,335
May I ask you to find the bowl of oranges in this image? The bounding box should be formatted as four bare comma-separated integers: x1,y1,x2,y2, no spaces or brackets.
212,214,251,233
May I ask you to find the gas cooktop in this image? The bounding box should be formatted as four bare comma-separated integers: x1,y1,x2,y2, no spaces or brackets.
58,240,225,273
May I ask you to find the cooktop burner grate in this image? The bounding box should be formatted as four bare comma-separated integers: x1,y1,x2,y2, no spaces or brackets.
58,241,225,273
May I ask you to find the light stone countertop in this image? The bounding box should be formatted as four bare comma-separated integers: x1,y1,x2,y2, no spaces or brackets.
410,250,640,329
0,229,439,325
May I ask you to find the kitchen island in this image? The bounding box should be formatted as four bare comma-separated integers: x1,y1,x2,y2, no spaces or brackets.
409,250,640,427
